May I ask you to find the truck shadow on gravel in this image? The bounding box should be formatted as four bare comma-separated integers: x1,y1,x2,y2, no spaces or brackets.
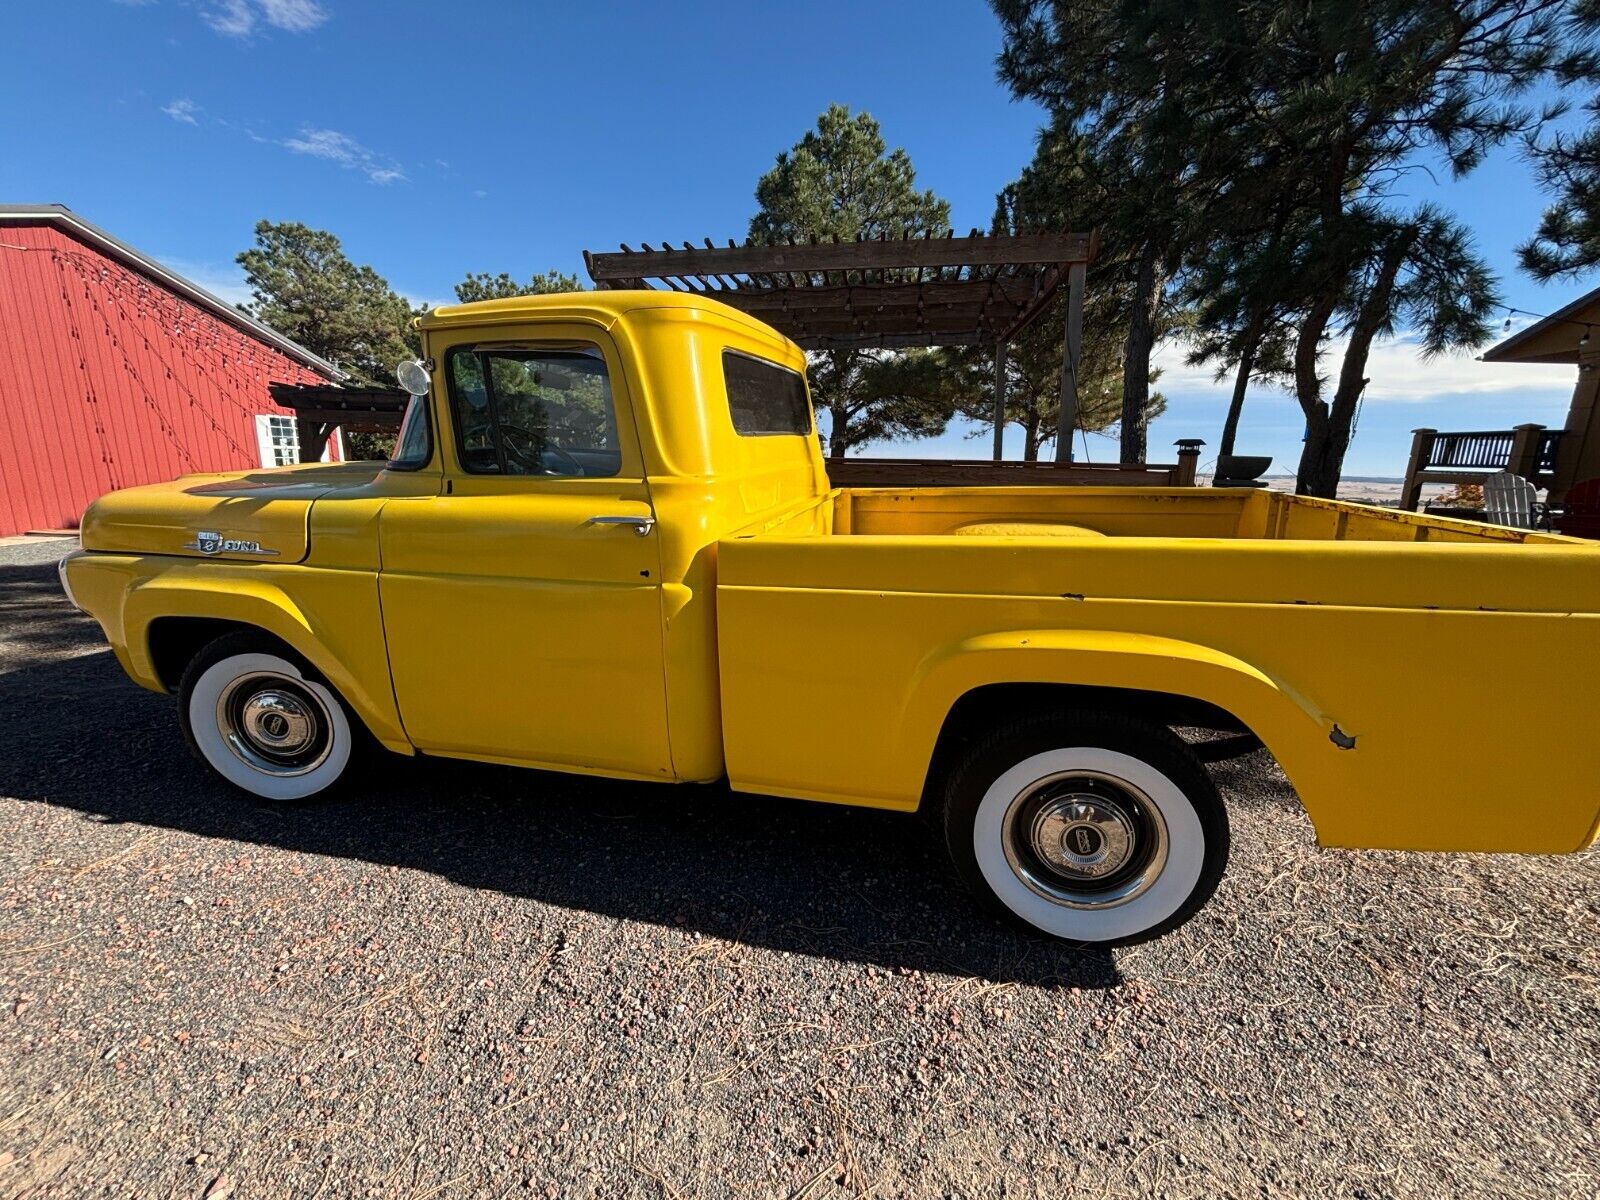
1,560,1122,988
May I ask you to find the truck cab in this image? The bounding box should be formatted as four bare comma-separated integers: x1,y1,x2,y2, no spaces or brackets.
372,293,827,784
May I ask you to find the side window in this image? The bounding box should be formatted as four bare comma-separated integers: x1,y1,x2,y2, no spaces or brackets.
446,345,621,477
722,350,811,436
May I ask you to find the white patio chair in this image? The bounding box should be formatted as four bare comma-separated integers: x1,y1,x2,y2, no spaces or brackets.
1483,471,1542,530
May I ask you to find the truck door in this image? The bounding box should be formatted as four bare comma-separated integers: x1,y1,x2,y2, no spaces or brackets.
377,329,674,779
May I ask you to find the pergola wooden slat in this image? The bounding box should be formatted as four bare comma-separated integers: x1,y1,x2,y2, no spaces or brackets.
583,230,1095,460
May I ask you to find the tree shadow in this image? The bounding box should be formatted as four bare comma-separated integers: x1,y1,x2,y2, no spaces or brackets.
0,559,1120,989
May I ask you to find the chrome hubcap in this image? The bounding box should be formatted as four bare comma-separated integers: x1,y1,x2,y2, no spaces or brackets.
1028,796,1136,881
1002,771,1169,909
216,672,332,777
240,690,317,754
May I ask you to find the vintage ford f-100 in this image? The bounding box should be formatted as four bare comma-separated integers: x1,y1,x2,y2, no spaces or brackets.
59,291,1600,945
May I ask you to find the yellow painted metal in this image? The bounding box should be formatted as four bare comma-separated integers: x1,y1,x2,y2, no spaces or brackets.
718,500,1600,853
377,319,669,776
62,289,1600,855
78,460,389,563
64,551,413,753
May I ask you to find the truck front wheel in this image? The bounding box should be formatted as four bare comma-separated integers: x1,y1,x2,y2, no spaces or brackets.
178,633,355,801
941,711,1229,946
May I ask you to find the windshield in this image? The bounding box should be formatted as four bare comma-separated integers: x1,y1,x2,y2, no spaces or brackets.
387,393,433,470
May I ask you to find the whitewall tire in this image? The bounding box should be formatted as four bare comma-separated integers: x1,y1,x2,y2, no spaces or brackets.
179,634,354,801
941,711,1229,946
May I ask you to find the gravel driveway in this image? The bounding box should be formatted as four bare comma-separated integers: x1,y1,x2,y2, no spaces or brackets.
2,539,1596,1198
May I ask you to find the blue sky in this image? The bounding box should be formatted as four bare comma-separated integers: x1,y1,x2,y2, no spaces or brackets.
3,0,1592,476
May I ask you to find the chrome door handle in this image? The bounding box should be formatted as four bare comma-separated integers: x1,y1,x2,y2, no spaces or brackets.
588,515,655,537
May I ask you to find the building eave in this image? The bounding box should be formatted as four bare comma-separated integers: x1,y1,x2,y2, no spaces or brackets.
1481,284,1600,365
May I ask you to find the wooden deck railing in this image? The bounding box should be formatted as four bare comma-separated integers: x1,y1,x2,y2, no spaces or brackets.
1401,424,1563,510
825,453,1198,489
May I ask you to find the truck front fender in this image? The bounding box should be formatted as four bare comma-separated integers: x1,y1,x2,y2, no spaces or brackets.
71,554,410,753
901,629,1349,829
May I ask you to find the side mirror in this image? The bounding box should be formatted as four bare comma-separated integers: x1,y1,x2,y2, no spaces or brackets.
396,358,434,396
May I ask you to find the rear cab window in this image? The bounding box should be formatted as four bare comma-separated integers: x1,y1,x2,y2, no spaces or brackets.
722,350,811,437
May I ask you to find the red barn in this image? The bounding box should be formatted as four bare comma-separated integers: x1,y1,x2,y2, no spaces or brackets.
0,204,343,536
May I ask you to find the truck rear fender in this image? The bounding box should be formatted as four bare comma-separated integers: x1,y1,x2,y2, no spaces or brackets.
122,571,411,753
906,630,1340,827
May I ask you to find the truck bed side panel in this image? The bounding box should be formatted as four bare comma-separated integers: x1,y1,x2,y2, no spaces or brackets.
716,535,1600,854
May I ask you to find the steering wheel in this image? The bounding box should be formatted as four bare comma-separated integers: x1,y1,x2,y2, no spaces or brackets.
499,425,583,476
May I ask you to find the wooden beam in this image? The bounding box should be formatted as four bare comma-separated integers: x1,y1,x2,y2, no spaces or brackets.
727,309,1026,339
280,407,405,427
769,307,1019,332
712,278,1045,311
1054,261,1087,463
722,301,1021,326
586,232,1094,283
794,331,995,350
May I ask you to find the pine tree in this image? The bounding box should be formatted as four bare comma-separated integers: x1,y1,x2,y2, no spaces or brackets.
453,271,581,303
237,221,419,384
748,106,962,457
1521,93,1600,279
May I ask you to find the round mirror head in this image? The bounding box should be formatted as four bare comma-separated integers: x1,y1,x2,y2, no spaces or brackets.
395,359,433,397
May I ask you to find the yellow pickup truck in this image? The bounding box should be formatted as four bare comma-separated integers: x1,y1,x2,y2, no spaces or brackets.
59,291,1600,946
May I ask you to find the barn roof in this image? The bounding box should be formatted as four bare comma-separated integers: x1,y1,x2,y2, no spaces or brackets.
0,204,345,380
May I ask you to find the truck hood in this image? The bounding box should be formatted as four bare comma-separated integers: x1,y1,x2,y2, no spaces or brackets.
79,461,386,562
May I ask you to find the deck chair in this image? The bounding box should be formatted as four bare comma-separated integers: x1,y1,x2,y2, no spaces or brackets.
1556,477,1600,539
1483,471,1542,530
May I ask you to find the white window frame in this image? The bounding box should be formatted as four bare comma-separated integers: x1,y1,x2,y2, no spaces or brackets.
254,415,343,466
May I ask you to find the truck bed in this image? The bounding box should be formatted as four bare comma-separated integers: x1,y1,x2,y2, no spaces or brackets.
714,486,1600,857
832,485,1576,544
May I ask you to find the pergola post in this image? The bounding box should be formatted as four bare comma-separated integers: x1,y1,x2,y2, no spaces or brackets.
295,417,334,465
992,341,1008,460
1054,261,1086,463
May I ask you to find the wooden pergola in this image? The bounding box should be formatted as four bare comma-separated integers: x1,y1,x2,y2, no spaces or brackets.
583,231,1095,461
268,382,407,464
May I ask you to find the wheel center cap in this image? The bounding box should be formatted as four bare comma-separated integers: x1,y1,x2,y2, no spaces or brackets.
1030,795,1136,881
1063,822,1104,858
240,689,316,753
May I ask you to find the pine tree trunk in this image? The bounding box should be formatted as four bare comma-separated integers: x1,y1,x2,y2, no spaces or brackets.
828,409,849,459
1218,321,1262,459
1294,406,1340,499
1023,413,1040,462
1296,232,1414,498
1120,242,1162,465
1292,289,1340,498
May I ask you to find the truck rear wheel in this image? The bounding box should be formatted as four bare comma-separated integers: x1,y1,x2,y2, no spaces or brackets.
178,633,354,801
940,710,1229,946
